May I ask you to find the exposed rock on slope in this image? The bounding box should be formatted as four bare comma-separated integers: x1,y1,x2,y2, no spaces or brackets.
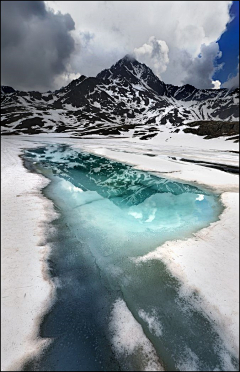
183,121,239,141
1,55,239,139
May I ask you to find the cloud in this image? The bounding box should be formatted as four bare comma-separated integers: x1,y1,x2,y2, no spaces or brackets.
212,80,221,89
44,1,232,86
222,71,239,89
1,1,75,91
134,37,169,79
222,58,239,89
46,1,232,54
79,31,95,49
1,1,234,90
180,42,223,89
54,1,234,88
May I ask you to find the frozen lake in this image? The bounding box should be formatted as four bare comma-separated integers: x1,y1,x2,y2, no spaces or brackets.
19,144,238,371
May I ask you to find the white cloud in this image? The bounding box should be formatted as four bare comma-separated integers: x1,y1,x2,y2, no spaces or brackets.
134,37,169,79
44,1,233,88
160,42,224,88
212,80,221,89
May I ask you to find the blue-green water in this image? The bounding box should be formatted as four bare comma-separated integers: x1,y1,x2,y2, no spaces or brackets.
21,144,238,371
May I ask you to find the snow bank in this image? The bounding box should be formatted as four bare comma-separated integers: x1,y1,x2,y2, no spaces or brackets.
1,137,57,371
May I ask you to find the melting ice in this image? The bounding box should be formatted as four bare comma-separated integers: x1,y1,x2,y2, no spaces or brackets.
22,144,238,372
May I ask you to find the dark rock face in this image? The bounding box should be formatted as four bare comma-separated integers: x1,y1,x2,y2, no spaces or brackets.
183,121,239,140
1,55,239,138
97,55,167,96
1,86,16,94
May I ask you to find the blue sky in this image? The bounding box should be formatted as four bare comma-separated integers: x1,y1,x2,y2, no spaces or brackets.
213,1,239,84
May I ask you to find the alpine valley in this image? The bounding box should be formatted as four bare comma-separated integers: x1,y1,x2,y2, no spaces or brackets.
1,55,239,141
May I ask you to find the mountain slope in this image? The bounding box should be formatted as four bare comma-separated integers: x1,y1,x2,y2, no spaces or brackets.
1,55,239,139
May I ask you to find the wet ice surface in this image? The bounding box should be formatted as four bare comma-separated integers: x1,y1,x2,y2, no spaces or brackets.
22,144,238,371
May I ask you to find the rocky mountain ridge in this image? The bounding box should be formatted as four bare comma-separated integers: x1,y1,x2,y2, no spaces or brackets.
1,55,239,140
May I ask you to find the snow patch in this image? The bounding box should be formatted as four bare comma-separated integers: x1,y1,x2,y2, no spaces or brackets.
109,298,164,371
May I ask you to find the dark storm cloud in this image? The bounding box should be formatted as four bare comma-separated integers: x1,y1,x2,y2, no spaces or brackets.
1,1,75,91
181,42,223,89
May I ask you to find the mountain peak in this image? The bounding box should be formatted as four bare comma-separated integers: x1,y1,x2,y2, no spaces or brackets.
97,54,166,95
97,54,155,81
120,54,136,63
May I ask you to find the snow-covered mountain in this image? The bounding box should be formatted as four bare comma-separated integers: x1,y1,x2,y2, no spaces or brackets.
1,55,239,140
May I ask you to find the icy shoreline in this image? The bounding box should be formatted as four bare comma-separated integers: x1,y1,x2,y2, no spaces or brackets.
76,139,239,358
1,137,58,371
80,141,239,358
1,135,239,370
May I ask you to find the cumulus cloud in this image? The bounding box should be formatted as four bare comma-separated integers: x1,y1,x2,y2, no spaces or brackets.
1,1,234,90
180,42,223,89
1,1,75,91
46,1,232,54
45,1,232,84
134,37,169,79
212,80,221,89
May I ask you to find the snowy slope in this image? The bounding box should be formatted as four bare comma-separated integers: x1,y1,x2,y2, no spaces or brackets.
1,55,239,140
